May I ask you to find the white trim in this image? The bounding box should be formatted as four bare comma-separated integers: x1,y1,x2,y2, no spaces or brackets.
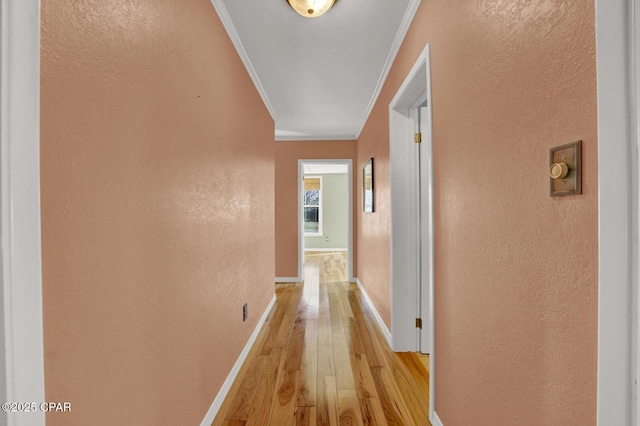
200,295,276,426
276,133,357,142
303,248,348,252
422,53,436,416
299,160,355,282
355,0,422,139
633,0,640,422
354,278,392,346
1,1,45,425
209,0,277,121
275,277,301,283
298,161,304,282
596,0,634,424
430,411,444,426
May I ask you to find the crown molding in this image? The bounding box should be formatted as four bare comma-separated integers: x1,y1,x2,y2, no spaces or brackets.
355,0,422,140
209,0,278,121
275,133,357,142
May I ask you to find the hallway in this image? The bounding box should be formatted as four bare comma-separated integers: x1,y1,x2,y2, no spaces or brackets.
213,252,430,425
20,0,612,424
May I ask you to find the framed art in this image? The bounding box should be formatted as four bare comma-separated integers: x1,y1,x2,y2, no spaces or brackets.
363,158,374,213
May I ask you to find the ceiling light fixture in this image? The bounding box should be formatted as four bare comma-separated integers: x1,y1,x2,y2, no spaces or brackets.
286,0,339,18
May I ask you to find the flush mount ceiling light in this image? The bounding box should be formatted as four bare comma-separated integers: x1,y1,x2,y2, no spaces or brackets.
286,0,339,18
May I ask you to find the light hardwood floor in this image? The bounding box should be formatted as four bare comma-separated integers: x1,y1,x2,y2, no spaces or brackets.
212,251,430,425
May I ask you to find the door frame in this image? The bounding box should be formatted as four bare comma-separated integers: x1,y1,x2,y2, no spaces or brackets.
635,1,640,423
389,43,435,419
1,0,46,425
298,159,354,282
596,0,636,424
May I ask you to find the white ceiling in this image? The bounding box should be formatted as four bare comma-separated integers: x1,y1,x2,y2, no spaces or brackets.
211,0,420,140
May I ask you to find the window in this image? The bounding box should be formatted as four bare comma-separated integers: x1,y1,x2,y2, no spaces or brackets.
303,176,322,235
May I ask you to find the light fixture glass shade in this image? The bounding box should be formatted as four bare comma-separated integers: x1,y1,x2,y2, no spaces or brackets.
286,0,339,18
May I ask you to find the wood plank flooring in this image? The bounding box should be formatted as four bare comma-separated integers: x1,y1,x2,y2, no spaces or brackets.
213,251,430,426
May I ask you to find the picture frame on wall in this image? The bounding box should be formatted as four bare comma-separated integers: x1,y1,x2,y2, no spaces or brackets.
363,158,374,213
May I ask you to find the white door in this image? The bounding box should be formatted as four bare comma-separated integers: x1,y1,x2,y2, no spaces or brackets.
389,43,433,362
415,106,433,355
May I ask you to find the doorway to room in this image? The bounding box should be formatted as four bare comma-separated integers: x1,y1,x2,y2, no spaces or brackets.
389,43,435,420
298,160,354,282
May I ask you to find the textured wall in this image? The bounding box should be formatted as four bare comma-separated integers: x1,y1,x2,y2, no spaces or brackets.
275,141,356,278
357,0,598,424
305,173,349,250
40,0,275,424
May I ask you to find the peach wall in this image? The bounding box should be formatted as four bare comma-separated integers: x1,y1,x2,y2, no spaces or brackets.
275,141,357,278
357,1,597,425
40,1,275,424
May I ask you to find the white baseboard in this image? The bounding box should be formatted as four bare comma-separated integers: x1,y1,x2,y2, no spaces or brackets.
431,411,444,426
275,277,301,283
303,248,348,252
200,295,276,426
354,278,391,346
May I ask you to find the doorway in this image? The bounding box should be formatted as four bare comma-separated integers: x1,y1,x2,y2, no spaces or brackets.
389,43,435,420
298,160,354,282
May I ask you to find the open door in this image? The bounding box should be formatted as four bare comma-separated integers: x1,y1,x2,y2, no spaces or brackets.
389,43,435,421
418,106,434,355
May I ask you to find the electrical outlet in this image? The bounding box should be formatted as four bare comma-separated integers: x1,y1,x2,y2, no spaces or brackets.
242,303,248,322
